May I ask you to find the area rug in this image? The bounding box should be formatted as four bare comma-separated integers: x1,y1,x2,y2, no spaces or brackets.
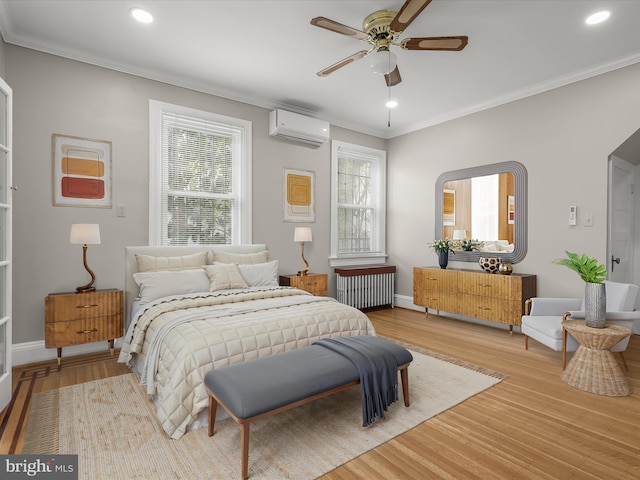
23,347,505,479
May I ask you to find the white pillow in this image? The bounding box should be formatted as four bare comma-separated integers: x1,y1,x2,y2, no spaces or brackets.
238,260,279,287
135,251,209,272
212,250,269,265
133,269,210,304
203,264,249,291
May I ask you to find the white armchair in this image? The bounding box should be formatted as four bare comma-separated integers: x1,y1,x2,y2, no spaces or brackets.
521,280,638,370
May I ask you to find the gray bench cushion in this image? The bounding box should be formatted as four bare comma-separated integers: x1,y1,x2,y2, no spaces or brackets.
204,335,412,420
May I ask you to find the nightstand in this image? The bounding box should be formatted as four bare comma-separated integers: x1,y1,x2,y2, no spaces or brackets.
279,273,328,296
45,288,124,364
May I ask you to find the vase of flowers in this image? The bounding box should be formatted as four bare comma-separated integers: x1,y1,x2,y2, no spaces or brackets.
554,251,607,328
428,238,455,269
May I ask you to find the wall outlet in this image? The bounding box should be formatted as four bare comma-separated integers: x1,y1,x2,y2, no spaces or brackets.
584,214,594,227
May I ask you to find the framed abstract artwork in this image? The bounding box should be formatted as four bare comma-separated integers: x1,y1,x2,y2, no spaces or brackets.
52,134,112,208
283,167,315,222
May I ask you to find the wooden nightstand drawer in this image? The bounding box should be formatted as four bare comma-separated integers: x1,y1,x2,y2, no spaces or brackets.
45,289,122,322
45,316,123,348
279,274,328,296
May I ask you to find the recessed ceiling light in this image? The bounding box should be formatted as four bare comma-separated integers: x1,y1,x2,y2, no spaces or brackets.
130,8,153,24
585,10,610,25
385,100,398,109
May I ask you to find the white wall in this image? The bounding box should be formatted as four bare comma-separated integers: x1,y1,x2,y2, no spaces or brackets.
5,45,385,350
388,62,640,305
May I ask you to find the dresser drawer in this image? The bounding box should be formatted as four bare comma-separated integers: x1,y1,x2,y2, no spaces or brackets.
458,295,521,325
45,290,123,322
458,273,511,298
45,315,123,348
418,289,458,312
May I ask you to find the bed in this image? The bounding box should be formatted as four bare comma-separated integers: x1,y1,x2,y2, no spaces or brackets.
118,245,376,439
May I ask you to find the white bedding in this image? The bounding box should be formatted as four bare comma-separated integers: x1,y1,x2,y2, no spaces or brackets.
118,286,375,439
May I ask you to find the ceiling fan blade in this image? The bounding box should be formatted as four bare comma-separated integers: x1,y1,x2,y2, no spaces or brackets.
389,0,433,33
385,66,402,87
402,36,468,51
317,51,368,77
310,17,369,41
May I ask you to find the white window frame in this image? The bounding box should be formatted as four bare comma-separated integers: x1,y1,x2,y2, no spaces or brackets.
330,140,387,267
149,100,252,245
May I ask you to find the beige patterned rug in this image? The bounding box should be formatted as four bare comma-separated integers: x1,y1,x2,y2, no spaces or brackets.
23,347,505,479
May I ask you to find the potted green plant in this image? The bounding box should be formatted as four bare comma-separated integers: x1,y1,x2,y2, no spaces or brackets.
428,238,455,269
553,251,607,327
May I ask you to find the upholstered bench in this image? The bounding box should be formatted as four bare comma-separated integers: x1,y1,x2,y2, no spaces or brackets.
204,335,413,480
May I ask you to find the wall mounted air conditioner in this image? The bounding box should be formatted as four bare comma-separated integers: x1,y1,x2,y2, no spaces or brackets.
269,109,330,147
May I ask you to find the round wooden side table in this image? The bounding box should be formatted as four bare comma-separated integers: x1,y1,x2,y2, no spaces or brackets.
561,320,632,396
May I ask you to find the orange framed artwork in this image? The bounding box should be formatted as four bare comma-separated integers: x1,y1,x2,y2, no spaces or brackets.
52,134,112,208
283,167,315,222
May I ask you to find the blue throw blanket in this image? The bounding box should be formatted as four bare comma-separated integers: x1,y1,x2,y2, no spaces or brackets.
314,336,400,427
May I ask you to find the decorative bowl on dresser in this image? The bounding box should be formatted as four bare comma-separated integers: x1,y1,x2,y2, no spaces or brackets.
44,288,124,364
413,267,536,334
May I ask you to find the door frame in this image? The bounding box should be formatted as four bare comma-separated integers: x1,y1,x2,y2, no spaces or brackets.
0,75,12,411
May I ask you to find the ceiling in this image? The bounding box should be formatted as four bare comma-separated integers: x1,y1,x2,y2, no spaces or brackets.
1,0,640,139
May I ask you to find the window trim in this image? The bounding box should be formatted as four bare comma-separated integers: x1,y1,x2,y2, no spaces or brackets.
329,140,387,267
149,100,252,246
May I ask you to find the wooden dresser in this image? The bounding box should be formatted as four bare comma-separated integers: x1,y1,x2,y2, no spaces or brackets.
279,273,328,296
413,267,536,332
45,288,124,364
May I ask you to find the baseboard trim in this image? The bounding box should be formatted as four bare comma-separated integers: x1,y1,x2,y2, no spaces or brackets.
12,338,124,367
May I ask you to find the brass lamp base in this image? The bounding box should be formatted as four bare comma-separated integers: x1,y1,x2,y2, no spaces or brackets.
75,244,97,294
298,241,310,277
76,285,96,294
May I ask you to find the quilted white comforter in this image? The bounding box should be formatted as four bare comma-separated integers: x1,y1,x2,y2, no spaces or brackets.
118,286,375,439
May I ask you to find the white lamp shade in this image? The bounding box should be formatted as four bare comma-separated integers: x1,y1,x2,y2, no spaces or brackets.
369,49,397,75
294,227,312,243
453,229,467,240
70,224,101,245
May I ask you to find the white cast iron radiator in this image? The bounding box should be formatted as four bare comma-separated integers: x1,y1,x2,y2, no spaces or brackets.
335,265,396,309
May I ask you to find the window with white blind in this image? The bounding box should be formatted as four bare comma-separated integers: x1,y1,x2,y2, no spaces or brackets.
149,100,252,245
330,140,386,266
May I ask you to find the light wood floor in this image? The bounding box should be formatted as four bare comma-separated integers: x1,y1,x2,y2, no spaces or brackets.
1,308,639,479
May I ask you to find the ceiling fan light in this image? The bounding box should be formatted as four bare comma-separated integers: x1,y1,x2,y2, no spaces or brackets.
369,49,397,75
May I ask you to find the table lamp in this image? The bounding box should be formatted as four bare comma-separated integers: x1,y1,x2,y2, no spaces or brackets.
453,229,467,240
70,223,101,293
294,227,312,276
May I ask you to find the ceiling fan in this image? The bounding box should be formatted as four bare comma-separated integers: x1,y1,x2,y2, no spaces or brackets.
311,0,468,87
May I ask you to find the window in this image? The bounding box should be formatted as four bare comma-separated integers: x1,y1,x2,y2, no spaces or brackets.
149,101,251,245
330,141,386,266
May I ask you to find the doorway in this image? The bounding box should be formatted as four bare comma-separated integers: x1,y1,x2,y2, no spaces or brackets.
608,128,640,333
